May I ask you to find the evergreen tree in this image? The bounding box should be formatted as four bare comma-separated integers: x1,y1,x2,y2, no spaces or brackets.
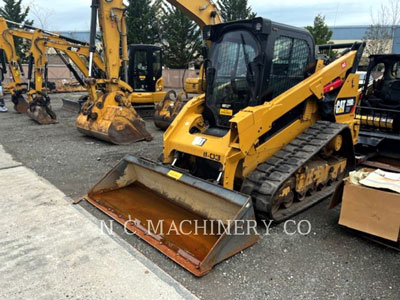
0,0,33,61
0,0,31,24
126,0,161,45
217,0,257,22
306,14,336,59
160,5,202,69
305,14,333,45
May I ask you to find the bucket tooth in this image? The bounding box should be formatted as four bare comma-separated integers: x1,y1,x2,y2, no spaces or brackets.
81,155,259,276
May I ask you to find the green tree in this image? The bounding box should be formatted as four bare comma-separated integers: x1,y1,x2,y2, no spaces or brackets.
217,0,257,22
126,0,161,45
0,0,33,61
305,14,333,45
160,5,202,69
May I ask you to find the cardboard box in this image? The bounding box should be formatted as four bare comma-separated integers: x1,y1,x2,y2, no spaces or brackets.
338,179,400,246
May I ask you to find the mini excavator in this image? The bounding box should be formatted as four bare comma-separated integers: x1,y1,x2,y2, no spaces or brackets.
76,0,167,144
0,18,105,124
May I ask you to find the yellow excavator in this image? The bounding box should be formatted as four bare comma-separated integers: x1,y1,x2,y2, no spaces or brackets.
0,18,105,123
80,10,365,275
63,43,165,115
76,0,168,144
154,0,223,130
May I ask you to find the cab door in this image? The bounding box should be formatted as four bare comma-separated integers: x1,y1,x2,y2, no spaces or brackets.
129,46,162,92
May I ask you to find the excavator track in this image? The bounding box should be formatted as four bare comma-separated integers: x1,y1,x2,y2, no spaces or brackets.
241,121,354,222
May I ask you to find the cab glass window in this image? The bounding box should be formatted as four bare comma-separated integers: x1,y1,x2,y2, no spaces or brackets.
270,36,310,98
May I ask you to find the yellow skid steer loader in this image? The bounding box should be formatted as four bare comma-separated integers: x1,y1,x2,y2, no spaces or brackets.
81,18,365,276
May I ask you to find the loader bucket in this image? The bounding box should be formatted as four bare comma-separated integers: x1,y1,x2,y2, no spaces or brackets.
76,103,152,145
12,93,30,114
27,93,58,125
82,155,259,276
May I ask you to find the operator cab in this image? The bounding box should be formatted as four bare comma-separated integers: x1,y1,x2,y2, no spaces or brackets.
203,18,316,129
362,54,400,110
128,45,163,93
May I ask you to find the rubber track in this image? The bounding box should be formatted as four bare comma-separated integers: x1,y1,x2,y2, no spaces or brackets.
241,121,350,222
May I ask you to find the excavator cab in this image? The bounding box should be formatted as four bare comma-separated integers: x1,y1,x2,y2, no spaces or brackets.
202,18,315,129
127,45,166,117
128,45,163,93
154,18,315,130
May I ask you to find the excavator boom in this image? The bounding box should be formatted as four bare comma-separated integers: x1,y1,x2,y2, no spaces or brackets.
76,0,152,144
0,17,106,122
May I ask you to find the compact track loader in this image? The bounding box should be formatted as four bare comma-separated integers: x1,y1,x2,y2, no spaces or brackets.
82,18,365,276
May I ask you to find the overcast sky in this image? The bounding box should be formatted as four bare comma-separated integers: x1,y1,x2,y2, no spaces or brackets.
4,0,380,31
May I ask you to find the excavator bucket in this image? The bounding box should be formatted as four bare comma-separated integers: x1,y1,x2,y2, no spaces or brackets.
81,155,259,276
27,93,58,125
154,91,189,130
77,96,152,145
12,93,30,114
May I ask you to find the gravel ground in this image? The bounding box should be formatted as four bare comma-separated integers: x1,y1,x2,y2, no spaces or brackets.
0,93,399,300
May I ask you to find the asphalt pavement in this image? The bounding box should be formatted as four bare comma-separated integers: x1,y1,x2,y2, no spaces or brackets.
0,93,399,300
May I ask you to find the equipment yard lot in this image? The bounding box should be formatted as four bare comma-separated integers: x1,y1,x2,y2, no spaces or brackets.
0,93,399,300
